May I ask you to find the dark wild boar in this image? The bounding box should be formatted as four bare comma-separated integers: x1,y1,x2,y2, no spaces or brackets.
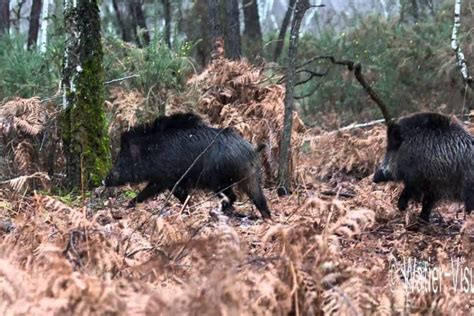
373,112,474,223
104,112,271,219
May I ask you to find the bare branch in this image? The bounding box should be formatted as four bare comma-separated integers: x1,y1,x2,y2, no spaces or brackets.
296,56,393,125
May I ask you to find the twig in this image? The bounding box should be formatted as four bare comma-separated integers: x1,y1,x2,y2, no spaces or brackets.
321,190,356,198
104,74,140,85
40,74,140,103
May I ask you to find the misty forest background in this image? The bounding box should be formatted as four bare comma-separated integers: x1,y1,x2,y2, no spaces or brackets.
1,0,472,123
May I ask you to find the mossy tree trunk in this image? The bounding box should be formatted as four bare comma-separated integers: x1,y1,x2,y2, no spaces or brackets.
62,0,110,190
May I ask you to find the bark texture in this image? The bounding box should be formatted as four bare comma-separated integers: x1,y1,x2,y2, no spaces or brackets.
111,0,132,43
130,0,150,46
207,0,223,60
27,0,42,49
273,0,296,62
224,0,241,60
242,0,262,61
62,0,110,189
163,0,171,48
0,0,9,36
277,0,310,195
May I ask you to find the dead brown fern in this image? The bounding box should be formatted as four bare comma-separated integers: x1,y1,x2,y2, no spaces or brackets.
0,97,61,188
189,58,305,185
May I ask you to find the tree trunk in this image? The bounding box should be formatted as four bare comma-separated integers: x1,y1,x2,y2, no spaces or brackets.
38,0,50,53
277,0,310,196
0,0,9,36
62,0,110,189
224,0,241,60
242,0,262,62
273,0,296,62
207,0,223,60
162,0,171,48
130,0,150,46
27,0,42,49
112,0,132,43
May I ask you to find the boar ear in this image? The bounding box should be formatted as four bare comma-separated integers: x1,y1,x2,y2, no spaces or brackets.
388,123,403,148
130,143,141,161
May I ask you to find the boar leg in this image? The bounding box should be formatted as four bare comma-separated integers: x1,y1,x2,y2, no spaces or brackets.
128,182,165,208
397,187,412,211
419,193,436,223
465,186,474,215
397,185,421,211
246,186,271,219
219,188,237,211
172,186,190,204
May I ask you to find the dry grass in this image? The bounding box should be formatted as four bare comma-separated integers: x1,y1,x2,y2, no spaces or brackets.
1,121,473,315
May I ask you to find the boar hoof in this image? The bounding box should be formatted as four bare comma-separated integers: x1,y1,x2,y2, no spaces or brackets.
127,199,137,208
397,198,408,211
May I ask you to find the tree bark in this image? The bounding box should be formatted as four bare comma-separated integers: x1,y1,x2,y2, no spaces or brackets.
277,0,310,196
0,0,9,37
27,0,42,49
62,0,110,189
38,0,50,52
130,0,150,46
207,0,224,60
451,0,473,90
273,0,296,62
112,0,132,43
242,0,262,62
224,0,241,60
162,0,171,48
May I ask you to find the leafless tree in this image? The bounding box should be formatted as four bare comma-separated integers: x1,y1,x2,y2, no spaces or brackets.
0,0,9,37
163,0,171,48
207,0,223,59
27,0,42,49
277,0,311,196
242,0,262,61
224,0,242,60
273,0,296,62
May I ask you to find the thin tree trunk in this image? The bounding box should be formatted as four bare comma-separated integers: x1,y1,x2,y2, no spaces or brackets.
242,0,262,62
224,0,241,60
27,0,42,49
112,0,132,42
130,0,150,46
162,0,171,48
273,0,296,62
62,0,110,189
38,0,50,53
0,0,9,36
277,0,310,196
207,0,223,59
410,0,419,21
12,0,26,33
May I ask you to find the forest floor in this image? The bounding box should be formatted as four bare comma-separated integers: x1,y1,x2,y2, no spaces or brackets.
1,122,474,315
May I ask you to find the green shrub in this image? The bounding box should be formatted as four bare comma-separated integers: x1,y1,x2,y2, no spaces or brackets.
0,35,62,100
274,7,471,127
